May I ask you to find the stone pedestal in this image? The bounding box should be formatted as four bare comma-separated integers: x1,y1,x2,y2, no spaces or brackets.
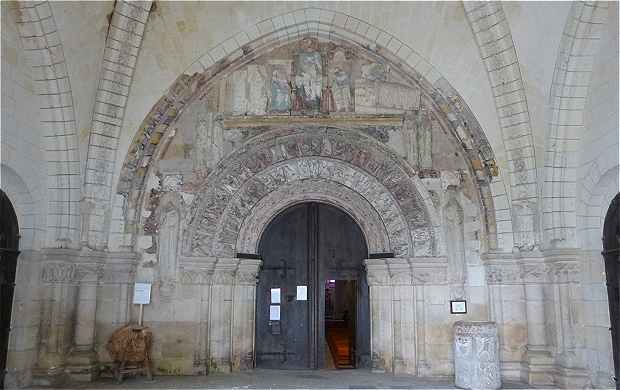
454,321,501,390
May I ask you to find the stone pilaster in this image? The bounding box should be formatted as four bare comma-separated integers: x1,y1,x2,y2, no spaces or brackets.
388,258,416,375
521,260,554,385
208,258,238,373
483,252,528,382
365,257,447,375
365,258,393,373
179,256,215,375
65,263,100,381
544,250,590,388
231,259,261,371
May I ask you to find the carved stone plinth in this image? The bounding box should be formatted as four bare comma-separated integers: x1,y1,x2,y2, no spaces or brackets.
454,321,501,390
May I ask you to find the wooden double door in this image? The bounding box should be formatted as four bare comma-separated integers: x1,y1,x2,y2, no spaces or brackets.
255,202,370,369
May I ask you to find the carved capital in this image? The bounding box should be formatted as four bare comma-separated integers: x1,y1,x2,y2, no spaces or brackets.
365,259,390,286
412,267,447,284
236,259,262,285
179,269,213,285
520,263,547,284
41,263,79,283
387,259,412,285
212,258,239,285
485,263,521,285
548,261,580,284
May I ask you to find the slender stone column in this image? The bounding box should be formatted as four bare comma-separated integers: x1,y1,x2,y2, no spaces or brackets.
231,259,261,371
388,258,416,375
66,264,100,381
523,281,553,385
365,259,393,373
208,258,238,373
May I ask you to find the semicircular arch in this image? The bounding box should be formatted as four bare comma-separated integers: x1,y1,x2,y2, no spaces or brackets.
186,127,438,258
236,179,392,256
117,8,505,254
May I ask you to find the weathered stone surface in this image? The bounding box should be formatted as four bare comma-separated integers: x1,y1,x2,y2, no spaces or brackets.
236,178,394,255
186,127,438,257
454,321,501,390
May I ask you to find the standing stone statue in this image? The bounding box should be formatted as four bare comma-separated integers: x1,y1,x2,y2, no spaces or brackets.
158,206,179,280
454,321,501,390
444,197,466,291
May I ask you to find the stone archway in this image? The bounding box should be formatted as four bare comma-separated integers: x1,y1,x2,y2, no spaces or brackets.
117,29,492,377
236,178,392,256
186,127,439,259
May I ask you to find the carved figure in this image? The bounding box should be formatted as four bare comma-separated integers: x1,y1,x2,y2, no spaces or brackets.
288,80,303,112
444,197,466,289
294,51,322,111
320,85,336,113
192,111,223,170
158,206,179,281
271,67,291,113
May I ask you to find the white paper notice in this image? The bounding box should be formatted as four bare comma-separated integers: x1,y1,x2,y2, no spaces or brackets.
133,282,152,305
269,305,280,320
270,288,281,304
296,285,307,301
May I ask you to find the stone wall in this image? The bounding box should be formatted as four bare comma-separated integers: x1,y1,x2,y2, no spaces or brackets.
1,3,617,389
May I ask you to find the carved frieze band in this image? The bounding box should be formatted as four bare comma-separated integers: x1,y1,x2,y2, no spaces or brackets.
41,263,102,284
188,127,438,258
235,179,393,255
364,257,448,286
485,261,581,285
179,258,261,285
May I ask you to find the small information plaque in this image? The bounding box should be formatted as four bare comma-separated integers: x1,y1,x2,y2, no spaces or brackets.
269,305,280,321
270,288,281,304
296,285,307,301
133,282,152,305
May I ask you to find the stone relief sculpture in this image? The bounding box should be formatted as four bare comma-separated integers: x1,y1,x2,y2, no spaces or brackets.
293,39,322,111
245,65,268,115
270,62,291,113
444,194,466,297
404,106,433,171
329,49,353,112
158,205,179,281
157,204,180,302
192,110,223,170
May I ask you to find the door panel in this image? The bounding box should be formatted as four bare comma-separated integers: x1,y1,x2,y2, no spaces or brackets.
317,204,370,368
256,204,310,369
255,202,369,369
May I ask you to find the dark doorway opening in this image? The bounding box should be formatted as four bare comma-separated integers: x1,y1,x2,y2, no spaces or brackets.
602,193,620,387
325,279,356,369
0,190,19,389
255,202,370,370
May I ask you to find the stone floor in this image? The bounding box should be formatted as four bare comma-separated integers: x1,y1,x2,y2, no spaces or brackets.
49,369,557,389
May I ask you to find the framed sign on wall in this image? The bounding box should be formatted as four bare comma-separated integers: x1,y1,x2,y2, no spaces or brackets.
450,300,467,314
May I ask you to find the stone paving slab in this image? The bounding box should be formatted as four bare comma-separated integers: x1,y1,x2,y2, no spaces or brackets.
32,369,558,389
